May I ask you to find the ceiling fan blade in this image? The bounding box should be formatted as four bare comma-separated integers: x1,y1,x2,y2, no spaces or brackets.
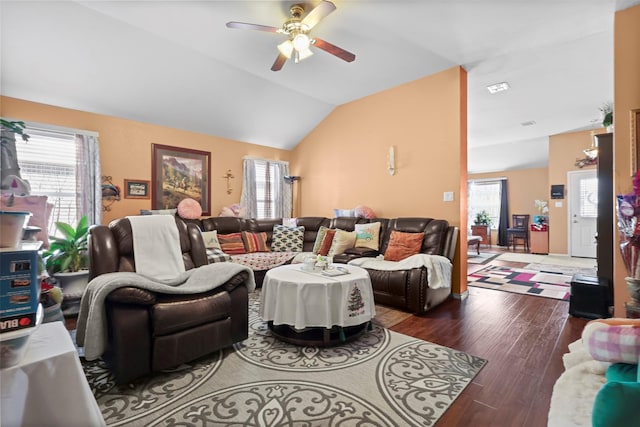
313,38,356,62
271,53,288,71
226,21,279,33
302,0,336,30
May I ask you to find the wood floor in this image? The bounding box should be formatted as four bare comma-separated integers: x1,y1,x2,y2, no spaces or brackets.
66,247,587,426
389,247,588,427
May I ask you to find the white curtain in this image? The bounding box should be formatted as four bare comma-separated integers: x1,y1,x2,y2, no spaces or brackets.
75,134,102,225
240,158,291,219
240,158,258,218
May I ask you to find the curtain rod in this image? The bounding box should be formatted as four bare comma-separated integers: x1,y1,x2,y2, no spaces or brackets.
17,119,100,137
468,177,507,183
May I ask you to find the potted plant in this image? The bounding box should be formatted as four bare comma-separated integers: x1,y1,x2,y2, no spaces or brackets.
600,102,613,132
43,215,90,316
474,211,492,226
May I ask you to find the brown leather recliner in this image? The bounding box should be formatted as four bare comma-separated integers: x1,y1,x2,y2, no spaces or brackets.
88,216,251,384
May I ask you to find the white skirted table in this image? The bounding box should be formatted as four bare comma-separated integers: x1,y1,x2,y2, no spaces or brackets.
260,264,376,346
1,321,105,426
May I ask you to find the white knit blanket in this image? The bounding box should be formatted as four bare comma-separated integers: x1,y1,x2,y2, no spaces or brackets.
127,215,185,280
348,254,452,290
75,263,255,360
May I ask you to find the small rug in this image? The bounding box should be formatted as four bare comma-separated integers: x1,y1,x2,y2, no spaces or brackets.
467,251,501,264
525,263,597,277
495,253,597,268
81,293,486,426
468,265,572,300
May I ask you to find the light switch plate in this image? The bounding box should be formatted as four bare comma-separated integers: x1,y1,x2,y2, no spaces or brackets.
555,201,563,208
443,191,454,202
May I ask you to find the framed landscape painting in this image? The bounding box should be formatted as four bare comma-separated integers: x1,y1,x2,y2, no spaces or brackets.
151,144,211,215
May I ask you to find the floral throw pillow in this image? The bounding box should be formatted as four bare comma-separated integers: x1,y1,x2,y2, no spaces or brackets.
271,225,305,252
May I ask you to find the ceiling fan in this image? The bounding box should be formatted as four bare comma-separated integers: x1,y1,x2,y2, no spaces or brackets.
226,0,356,71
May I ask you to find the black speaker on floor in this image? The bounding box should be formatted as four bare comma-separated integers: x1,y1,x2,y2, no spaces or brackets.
569,274,611,319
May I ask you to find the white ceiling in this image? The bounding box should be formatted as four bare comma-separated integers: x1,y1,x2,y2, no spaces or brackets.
2,0,638,173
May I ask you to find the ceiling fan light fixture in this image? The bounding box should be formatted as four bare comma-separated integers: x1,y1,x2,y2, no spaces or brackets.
277,40,294,59
294,46,313,63
292,33,311,51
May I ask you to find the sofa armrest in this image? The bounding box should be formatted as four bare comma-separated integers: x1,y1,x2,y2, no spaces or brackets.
106,287,157,305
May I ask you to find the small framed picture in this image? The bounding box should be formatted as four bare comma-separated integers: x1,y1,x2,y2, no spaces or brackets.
124,179,150,199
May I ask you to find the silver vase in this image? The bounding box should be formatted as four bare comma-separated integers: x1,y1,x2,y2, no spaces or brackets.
626,277,640,303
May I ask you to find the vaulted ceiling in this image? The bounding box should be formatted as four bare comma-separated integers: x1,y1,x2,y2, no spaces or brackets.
2,1,638,173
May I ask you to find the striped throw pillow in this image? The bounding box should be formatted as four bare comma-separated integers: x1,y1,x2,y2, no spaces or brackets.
218,232,246,254
241,231,270,253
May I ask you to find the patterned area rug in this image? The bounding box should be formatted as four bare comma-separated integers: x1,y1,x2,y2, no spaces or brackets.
81,293,486,426
468,265,572,300
467,251,501,264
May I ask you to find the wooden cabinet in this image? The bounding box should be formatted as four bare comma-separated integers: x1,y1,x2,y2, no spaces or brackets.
471,225,491,246
530,230,549,254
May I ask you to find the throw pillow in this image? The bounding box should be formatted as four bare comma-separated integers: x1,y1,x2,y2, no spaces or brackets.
282,218,297,227
201,230,221,250
582,319,640,364
176,198,202,219
354,222,381,250
271,225,304,252
605,363,638,383
384,230,424,261
242,231,270,253
140,208,177,215
333,208,355,217
318,229,336,256
218,232,246,254
592,381,640,427
327,229,357,257
354,205,376,219
312,226,329,254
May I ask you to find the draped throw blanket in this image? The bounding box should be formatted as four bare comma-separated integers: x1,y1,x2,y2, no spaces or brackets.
76,263,256,360
127,215,185,280
348,254,453,290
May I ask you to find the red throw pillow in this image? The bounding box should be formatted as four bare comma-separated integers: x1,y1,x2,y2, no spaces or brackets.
241,231,270,253
384,231,424,261
218,232,246,254
318,229,336,256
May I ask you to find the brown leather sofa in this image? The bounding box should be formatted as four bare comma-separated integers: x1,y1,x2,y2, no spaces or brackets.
88,216,252,384
192,216,458,314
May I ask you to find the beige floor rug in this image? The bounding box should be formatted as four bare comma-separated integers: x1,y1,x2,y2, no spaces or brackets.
81,293,486,426
495,252,597,268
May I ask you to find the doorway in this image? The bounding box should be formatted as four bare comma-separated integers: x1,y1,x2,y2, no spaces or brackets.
568,170,597,258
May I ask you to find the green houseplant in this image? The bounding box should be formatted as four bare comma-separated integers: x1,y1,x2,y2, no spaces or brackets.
474,211,492,226
43,215,89,274
43,215,90,316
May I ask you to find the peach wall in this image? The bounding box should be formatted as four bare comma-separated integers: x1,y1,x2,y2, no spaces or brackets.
548,129,600,254
0,96,290,224
291,66,468,295
613,5,640,316
468,168,548,246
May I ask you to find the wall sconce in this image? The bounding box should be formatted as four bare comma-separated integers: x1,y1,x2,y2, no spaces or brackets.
283,175,300,184
222,170,234,194
388,146,396,176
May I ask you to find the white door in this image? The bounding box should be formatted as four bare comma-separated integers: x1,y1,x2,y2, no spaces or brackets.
568,170,598,258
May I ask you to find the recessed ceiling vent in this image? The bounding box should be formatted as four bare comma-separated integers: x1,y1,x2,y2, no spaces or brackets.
487,82,510,94
521,120,536,127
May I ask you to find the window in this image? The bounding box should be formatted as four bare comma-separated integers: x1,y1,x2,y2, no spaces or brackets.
241,158,291,219
13,125,101,234
468,180,502,229
254,160,277,218
579,177,598,218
